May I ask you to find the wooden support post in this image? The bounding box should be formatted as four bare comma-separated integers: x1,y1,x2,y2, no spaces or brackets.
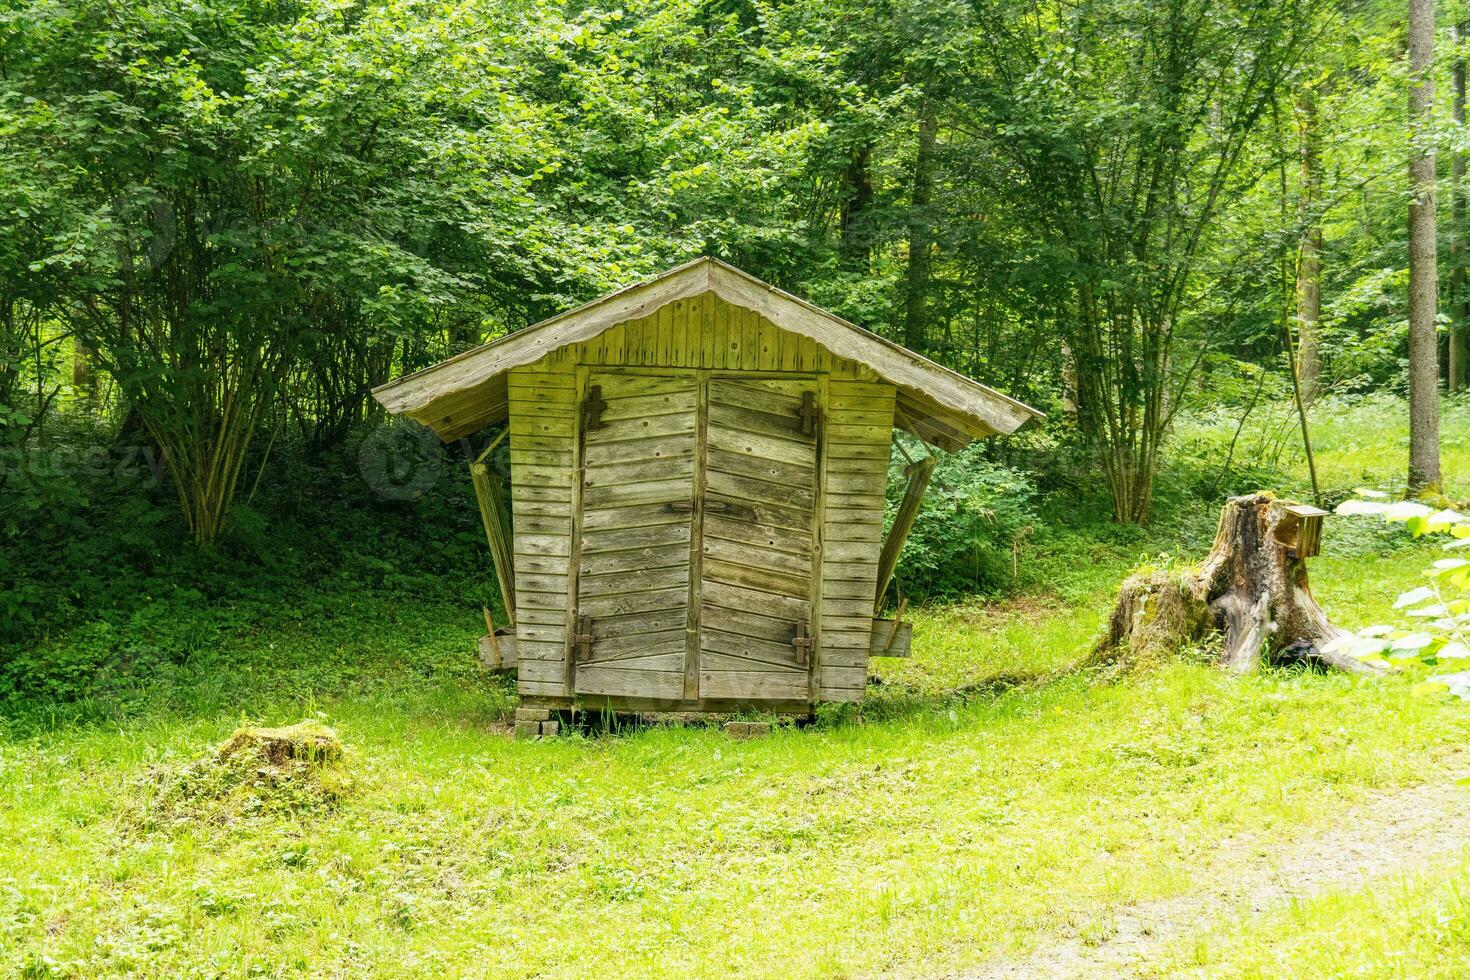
874,455,936,614
470,459,517,625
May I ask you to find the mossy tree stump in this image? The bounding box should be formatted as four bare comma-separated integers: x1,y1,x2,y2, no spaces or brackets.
1096,493,1376,673
217,721,343,765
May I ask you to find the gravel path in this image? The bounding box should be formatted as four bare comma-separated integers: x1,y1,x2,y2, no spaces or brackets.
965,777,1470,979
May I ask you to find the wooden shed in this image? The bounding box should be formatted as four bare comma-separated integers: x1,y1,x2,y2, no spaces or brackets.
372,258,1040,715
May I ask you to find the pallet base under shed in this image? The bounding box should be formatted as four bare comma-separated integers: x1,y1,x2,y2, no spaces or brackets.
519,693,816,718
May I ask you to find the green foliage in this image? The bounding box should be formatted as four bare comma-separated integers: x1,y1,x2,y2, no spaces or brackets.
0,430,497,708
1329,495,1470,691
886,442,1039,599
4,0,1400,536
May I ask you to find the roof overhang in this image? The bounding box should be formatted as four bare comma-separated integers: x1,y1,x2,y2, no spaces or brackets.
372,257,1044,451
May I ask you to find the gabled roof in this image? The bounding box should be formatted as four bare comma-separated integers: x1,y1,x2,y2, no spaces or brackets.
371,257,1043,451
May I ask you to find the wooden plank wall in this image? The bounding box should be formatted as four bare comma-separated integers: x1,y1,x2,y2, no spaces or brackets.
507,363,579,696
508,291,896,703
818,380,895,700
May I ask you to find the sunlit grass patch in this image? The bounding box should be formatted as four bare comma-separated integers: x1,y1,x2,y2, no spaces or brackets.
1150,851,1470,978
1173,392,1470,501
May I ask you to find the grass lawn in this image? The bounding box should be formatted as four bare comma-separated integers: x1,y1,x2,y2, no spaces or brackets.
1175,391,1470,501
4,397,1469,977
3,544,1467,978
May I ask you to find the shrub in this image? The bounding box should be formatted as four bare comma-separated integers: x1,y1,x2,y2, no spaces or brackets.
0,425,498,706
886,441,1040,600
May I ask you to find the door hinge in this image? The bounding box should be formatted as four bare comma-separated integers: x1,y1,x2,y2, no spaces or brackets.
573,614,594,662
582,384,607,431
798,390,820,436
792,619,811,665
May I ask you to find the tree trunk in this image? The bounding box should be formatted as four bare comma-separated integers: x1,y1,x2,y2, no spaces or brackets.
1408,0,1442,494
72,338,97,405
1451,22,1469,392
839,144,874,271
1296,90,1323,400
904,103,938,353
1095,494,1377,673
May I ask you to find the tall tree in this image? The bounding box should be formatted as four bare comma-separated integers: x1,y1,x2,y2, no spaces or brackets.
5,0,562,543
964,0,1319,522
1407,0,1442,493
839,145,876,271
1451,20,1469,392
904,101,939,353
1296,87,1324,400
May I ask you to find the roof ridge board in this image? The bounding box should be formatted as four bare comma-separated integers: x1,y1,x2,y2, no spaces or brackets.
376,258,714,408
372,255,1044,436
705,257,1043,422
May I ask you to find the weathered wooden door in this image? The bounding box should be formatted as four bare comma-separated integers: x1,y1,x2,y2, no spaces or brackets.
697,377,821,700
573,373,698,700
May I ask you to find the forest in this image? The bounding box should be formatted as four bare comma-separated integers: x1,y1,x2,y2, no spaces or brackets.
5,0,1470,976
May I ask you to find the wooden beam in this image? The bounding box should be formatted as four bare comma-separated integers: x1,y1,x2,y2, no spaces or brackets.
470,461,517,625
893,399,972,453
873,456,936,613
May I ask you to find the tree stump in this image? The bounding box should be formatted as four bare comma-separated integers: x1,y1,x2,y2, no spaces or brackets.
216,721,344,765
1095,493,1376,673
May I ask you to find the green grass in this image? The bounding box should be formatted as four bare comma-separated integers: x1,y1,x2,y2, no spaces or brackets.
1174,392,1470,501
1150,853,1470,978
2,543,1467,977
4,395,1469,977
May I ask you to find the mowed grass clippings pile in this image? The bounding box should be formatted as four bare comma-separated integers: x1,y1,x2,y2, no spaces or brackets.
3,550,1469,977
138,721,352,828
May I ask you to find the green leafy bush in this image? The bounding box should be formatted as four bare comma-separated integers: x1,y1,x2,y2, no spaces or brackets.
886,441,1040,600
0,428,497,706
1330,495,1470,694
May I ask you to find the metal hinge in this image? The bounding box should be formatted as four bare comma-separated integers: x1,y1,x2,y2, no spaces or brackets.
798,390,820,436
573,614,594,662
792,620,811,665
581,385,607,431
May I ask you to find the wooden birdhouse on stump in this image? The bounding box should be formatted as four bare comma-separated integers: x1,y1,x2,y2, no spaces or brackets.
1275,503,1329,559
372,258,1041,717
